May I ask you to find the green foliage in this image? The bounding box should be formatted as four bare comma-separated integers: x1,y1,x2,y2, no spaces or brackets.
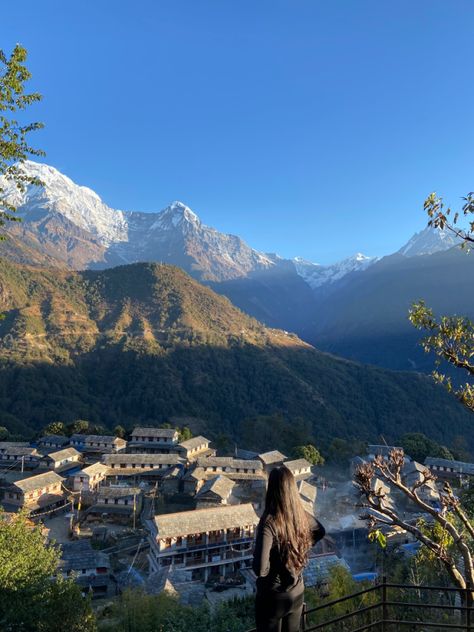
0,45,44,237
0,511,96,631
0,425,8,440
98,589,254,632
326,437,366,463
401,432,455,462
68,419,90,435
424,190,474,248
367,529,387,549
0,260,472,450
42,421,66,436
409,301,474,412
177,425,192,442
292,443,325,465
113,424,126,438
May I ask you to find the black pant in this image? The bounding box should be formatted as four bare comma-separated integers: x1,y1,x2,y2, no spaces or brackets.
255,584,304,632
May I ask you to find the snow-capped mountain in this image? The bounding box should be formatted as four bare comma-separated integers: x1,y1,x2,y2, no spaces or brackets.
398,225,461,257
0,161,274,281
293,253,377,289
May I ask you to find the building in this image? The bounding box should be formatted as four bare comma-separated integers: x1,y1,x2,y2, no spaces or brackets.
402,461,439,505
2,471,66,515
176,436,214,461
425,457,474,482
39,447,82,473
182,467,206,495
70,434,127,454
148,503,259,581
284,458,312,479
37,435,70,451
71,462,109,492
128,427,179,453
195,475,235,508
297,480,318,514
89,486,143,523
103,453,183,472
0,441,29,454
258,450,287,472
196,457,264,480
0,447,39,469
58,540,112,597
367,445,405,460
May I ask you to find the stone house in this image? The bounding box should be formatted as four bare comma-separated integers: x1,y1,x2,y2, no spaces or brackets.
148,503,259,582
2,470,66,515
195,475,235,508
284,458,312,479
258,450,287,472
58,540,113,597
176,436,214,461
39,447,82,473
70,434,127,454
128,427,179,453
71,462,109,492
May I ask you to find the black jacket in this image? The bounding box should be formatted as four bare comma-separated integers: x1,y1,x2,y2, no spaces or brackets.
252,512,326,592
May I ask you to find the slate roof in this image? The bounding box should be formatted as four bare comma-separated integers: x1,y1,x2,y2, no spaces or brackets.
425,457,474,475
38,435,69,446
13,471,64,493
97,486,141,499
2,447,38,457
284,458,312,472
297,480,317,503
131,427,178,439
258,450,287,465
103,454,182,466
58,540,110,572
178,436,210,450
195,475,235,500
80,462,109,477
196,457,263,471
0,441,29,451
45,447,81,461
183,467,205,481
154,503,259,538
71,434,124,444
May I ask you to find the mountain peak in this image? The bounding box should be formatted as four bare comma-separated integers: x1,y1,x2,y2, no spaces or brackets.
154,201,201,230
398,226,461,257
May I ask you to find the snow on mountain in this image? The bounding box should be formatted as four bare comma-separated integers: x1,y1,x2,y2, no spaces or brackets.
0,161,275,280
398,226,461,257
293,253,377,289
0,161,130,246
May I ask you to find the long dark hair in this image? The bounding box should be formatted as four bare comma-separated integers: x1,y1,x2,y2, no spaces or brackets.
264,466,312,574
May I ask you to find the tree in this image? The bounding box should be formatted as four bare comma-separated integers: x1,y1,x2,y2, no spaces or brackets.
401,432,454,463
0,426,8,440
177,425,192,442
408,191,474,413
113,424,126,438
292,444,325,466
68,419,90,435
0,511,96,631
0,45,44,238
355,449,474,602
42,421,66,436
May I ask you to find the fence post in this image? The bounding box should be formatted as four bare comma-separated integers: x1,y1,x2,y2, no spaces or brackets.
301,601,307,632
381,576,387,632
467,588,472,632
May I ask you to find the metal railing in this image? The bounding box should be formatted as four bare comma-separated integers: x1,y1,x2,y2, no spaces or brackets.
247,578,474,631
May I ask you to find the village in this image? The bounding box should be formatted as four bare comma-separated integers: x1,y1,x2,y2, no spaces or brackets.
0,427,470,608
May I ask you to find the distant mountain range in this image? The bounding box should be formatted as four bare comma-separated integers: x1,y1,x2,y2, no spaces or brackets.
0,257,471,451
0,160,470,370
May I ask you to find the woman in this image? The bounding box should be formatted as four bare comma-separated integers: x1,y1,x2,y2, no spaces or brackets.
252,466,325,632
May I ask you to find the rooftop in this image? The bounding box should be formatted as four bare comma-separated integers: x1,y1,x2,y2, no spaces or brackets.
44,447,81,461
154,503,259,538
258,450,287,465
97,486,141,499
80,462,109,477
58,540,110,571
70,434,123,444
13,471,64,493
103,453,182,465
284,458,312,472
178,435,210,450
197,456,263,470
38,435,69,445
195,475,235,500
131,427,178,439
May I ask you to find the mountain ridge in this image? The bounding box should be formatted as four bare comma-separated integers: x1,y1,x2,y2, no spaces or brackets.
0,257,471,451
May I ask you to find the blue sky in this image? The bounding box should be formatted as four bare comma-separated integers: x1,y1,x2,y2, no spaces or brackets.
2,1,473,263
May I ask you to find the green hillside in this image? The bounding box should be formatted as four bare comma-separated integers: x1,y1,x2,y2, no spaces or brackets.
0,258,472,452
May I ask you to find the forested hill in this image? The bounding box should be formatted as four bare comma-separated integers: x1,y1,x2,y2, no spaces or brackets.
0,258,472,452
